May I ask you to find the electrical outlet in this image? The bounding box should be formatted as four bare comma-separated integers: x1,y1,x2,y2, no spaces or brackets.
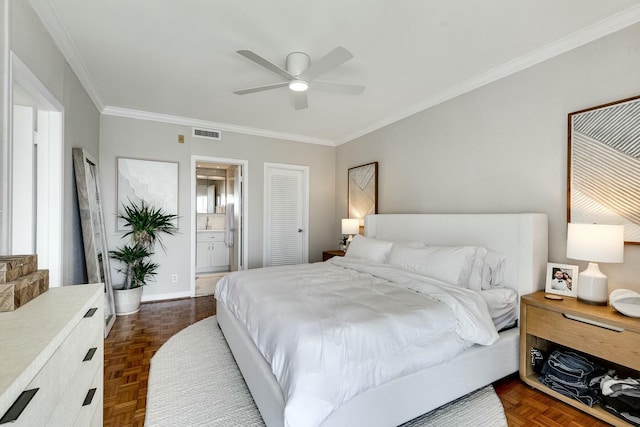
171,274,178,283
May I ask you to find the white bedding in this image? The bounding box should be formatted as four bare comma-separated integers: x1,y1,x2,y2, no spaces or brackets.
479,287,518,331
215,257,499,427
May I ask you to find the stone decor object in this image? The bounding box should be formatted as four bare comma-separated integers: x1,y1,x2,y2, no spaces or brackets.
0,255,49,312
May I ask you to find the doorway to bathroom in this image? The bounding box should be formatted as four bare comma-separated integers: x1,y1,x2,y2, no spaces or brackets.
190,156,247,297
4,54,63,286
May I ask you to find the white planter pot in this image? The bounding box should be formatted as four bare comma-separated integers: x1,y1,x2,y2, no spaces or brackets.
114,286,144,316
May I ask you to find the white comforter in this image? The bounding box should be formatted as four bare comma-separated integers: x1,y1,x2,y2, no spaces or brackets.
215,257,499,427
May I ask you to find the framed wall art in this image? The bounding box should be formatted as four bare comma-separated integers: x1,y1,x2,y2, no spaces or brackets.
545,263,579,297
117,157,179,231
348,162,378,225
568,95,640,244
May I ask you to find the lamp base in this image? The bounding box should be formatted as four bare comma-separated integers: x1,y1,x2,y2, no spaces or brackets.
576,262,608,306
578,298,607,306
345,234,354,249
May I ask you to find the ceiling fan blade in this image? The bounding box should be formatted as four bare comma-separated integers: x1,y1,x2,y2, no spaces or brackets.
312,81,365,95
233,82,288,95
299,46,353,81
293,91,308,110
237,50,294,81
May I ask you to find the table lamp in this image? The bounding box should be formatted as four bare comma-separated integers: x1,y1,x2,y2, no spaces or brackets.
566,223,624,305
341,218,360,248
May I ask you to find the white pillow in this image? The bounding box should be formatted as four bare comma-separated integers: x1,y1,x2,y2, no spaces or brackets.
467,246,487,291
395,241,427,249
481,250,506,289
344,235,393,263
388,245,486,288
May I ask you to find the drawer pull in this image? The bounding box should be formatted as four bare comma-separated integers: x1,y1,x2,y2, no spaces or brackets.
0,388,39,424
83,347,98,362
563,313,624,332
84,307,98,318
82,388,97,407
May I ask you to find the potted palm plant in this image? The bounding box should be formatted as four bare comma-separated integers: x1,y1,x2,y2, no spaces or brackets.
109,200,178,315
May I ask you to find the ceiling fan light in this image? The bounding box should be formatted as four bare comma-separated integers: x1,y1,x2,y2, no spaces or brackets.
288,79,309,92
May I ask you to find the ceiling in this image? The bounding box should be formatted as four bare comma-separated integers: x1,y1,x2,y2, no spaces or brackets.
32,0,640,145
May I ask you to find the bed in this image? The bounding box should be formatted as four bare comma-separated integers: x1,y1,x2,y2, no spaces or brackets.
216,213,548,427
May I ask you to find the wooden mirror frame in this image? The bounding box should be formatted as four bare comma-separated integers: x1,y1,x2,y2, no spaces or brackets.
568,95,640,244
73,148,116,336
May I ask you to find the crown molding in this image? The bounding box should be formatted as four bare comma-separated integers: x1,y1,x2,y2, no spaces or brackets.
29,0,104,111
28,0,640,147
102,106,336,146
335,4,640,145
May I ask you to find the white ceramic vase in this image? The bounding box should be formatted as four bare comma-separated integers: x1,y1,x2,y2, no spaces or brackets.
114,286,144,316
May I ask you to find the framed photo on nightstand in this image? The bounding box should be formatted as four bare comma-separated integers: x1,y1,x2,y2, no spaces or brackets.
545,263,579,297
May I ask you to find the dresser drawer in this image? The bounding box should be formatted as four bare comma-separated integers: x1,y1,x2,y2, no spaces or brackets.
8,304,103,426
526,305,640,370
197,231,225,242
88,393,103,427
72,367,103,427
46,328,103,427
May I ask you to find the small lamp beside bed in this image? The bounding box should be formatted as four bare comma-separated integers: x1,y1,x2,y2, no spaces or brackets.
341,218,360,249
566,223,624,305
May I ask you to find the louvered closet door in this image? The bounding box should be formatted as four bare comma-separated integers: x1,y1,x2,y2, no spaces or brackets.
264,163,309,266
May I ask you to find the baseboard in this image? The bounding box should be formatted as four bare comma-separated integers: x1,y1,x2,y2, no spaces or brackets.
141,291,192,302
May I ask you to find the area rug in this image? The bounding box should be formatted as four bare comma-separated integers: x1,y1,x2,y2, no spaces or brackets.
145,316,507,427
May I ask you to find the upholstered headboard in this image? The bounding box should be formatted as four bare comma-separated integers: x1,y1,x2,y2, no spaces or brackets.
364,214,548,303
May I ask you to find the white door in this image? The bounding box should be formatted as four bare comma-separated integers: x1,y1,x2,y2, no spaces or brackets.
264,163,309,266
231,165,243,270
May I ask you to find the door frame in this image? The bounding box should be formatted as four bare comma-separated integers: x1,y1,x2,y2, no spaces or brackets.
263,162,309,266
7,53,63,285
190,155,248,297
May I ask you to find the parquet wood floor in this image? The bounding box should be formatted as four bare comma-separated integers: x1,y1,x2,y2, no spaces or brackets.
103,297,610,427
103,296,216,427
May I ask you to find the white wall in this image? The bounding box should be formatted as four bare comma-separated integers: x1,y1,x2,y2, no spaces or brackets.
6,0,100,284
336,23,640,293
99,115,336,300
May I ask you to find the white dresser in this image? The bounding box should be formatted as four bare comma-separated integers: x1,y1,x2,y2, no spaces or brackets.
0,284,103,426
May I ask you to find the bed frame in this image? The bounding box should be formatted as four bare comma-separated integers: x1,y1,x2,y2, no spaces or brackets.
217,213,548,426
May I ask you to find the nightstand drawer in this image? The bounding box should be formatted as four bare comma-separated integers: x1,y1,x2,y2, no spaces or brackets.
527,305,640,370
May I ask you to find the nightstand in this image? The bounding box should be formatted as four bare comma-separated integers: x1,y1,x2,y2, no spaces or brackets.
322,250,345,261
520,291,640,427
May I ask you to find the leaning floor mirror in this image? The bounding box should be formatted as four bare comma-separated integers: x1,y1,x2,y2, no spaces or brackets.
73,147,116,337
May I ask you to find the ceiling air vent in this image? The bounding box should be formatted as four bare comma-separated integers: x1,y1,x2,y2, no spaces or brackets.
192,128,221,140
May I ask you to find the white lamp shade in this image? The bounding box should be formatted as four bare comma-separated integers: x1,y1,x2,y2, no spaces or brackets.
566,223,624,263
341,218,360,235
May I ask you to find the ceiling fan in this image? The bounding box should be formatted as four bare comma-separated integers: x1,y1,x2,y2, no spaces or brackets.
233,46,365,110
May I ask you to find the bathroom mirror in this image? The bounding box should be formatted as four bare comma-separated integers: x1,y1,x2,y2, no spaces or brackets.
568,95,640,244
73,148,116,337
196,170,226,214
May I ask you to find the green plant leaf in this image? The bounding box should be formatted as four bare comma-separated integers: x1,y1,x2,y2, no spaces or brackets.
118,199,178,252
110,199,178,289
130,259,159,288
